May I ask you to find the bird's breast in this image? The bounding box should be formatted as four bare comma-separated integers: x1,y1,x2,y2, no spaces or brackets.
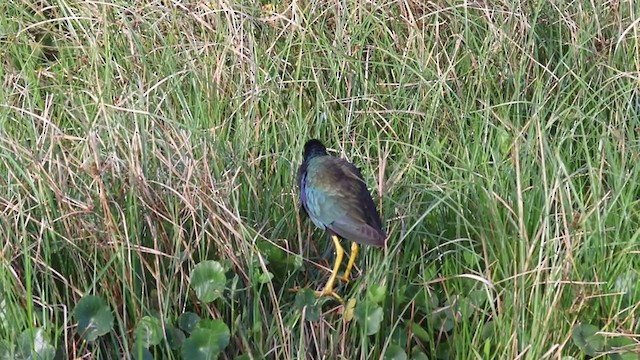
304,185,328,231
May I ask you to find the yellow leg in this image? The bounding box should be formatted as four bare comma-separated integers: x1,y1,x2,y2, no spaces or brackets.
315,235,344,302
341,242,360,283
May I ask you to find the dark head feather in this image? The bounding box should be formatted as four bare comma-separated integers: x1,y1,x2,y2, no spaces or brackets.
302,139,328,161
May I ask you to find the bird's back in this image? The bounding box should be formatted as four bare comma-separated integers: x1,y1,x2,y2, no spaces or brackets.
300,155,386,247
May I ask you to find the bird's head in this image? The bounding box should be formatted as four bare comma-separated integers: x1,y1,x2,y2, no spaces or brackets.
302,139,328,161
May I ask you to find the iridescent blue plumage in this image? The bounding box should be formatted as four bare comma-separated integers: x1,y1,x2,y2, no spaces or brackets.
297,139,386,301
298,139,386,247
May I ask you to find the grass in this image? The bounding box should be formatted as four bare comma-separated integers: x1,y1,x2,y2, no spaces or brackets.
1,0,639,358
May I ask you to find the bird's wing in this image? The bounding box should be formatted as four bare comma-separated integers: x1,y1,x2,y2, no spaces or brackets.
305,157,386,247
298,161,309,218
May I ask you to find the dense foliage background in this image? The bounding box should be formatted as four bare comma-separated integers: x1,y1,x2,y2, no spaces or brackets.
1,0,639,358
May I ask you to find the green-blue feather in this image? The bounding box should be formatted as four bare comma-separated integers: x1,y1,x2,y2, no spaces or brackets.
298,140,386,247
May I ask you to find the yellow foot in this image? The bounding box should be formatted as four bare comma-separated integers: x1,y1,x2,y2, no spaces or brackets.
290,286,343,303
313,234,346,303
315,288,344,303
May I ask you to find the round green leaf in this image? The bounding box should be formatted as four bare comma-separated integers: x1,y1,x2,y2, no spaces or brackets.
354,303,384,335
410,349,429,360
294,289,320,322
481,320,495,341
366,284,387,305
408,321,430,343
181,320,230,360
73,295,114,341
391,326,408,346
572,323,604,356
463,251,480,267
384,344,407,360
256,241,284,264
132,341,153,360
608,336,635,349
190,260,226,303
134,316,163,348
456,297,474,320
257,271,274,284
607,351,639,360
415,289,438,313
196,319,230,350
607,336,637,360
179,312,201,333
435,340,451,359
291,254,304,270
166,326,186,349
468,289,488,308
430,311,454,333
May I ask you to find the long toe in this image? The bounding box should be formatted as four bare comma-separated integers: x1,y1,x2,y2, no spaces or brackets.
315,288,344,303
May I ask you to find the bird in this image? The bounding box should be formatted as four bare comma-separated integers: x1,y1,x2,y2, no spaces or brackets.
298,139,387,301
